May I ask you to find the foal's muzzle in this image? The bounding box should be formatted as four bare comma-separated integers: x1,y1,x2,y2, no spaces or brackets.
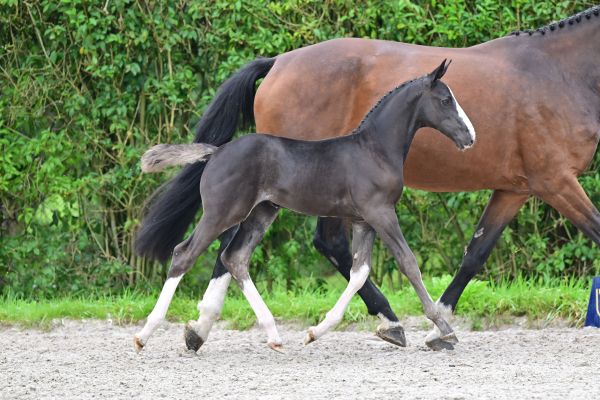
454,125,476,151
458,138,475,151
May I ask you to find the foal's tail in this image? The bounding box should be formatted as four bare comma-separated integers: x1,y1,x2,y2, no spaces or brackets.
141,144,217,173
135,57,276,262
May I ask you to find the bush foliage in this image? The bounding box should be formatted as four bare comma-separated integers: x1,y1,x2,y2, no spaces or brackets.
1,0,599,298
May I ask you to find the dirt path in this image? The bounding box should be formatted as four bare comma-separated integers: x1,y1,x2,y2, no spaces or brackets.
1,320,598,399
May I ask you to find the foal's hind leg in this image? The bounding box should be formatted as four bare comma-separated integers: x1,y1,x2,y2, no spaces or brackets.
185,203,280,351
133,215,226,352
366,207,457,351
313,217,406,346
305,222,375,344
219,203,283,351
183,227,237,352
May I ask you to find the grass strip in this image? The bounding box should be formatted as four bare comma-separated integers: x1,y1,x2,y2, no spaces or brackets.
0,275,590,329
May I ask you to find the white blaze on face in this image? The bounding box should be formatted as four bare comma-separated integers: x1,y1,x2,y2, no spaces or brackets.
448,87,476,144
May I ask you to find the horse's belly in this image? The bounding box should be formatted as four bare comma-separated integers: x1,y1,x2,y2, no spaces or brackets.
266,184,356,219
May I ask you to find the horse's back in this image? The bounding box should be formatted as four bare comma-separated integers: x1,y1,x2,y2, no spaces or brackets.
200,135,270,200
255,38,486,138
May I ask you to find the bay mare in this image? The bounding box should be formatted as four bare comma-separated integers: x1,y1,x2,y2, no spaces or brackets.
134,62,476,352
136,5,600,346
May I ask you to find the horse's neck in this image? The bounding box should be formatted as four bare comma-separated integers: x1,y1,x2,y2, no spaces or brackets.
360,95,422,168
523,21,600,89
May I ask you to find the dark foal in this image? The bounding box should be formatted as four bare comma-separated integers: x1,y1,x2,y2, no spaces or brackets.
134,60,475,353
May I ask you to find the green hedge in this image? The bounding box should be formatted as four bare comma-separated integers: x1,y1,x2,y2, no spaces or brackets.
1,0,599,298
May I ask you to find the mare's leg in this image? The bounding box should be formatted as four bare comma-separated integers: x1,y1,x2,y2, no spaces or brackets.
438,191,528,311
313,217,405,346
365,207,457,351
304,222,375,344
426,191,528,344
183,226,237,352
219,203,283,351
134,214,226,352
535,175,600,244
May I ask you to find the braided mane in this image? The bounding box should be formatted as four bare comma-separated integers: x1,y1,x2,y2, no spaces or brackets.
509,5,600,37
351,76,423,135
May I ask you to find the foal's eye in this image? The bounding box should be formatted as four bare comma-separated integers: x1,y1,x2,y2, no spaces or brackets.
441,97,452,106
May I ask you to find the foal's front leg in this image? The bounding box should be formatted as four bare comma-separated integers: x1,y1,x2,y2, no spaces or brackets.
312,217,406,346
134,216,223,352
183,227,237,352
304,222,375,344
366,207,458,351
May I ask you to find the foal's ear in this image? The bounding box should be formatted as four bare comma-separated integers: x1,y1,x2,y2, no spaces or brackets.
428,59,452,86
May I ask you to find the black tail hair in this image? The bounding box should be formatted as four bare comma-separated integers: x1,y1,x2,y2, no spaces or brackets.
135,57,276,262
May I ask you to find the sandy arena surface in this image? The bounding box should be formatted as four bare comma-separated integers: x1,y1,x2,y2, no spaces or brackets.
0,319,598,399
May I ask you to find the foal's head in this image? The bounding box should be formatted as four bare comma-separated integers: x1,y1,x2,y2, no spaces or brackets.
417,60,476,150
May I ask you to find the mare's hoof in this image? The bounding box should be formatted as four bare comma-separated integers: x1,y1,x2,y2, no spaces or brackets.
268,342,284,353
184,321,204,352
303,328,316,345
133,335,145,353
375,325,407,347
425,331,458,351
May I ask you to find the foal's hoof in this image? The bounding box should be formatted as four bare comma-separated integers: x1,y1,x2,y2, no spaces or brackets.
425,331,458,351
376,325,407,347
268,342,285,353
303,328,316,345
133,335,145,353
184,321,204,352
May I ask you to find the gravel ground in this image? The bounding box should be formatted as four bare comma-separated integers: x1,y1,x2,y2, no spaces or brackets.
0,319,598,399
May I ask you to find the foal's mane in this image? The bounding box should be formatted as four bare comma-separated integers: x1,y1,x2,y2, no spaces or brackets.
508,5,600,37
351,76,423,135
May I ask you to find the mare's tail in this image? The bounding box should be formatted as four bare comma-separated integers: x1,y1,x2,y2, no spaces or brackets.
135,57,276,262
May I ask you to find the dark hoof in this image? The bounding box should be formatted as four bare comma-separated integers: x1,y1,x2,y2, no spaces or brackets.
184,321,204,352
376,325,407,347
425,332,458,351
